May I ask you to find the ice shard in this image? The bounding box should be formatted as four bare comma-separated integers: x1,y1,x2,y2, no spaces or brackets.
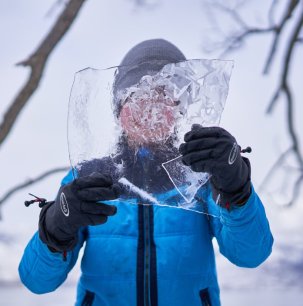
67,59,233,215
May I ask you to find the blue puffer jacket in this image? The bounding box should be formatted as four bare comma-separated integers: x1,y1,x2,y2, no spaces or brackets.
19,169,273,306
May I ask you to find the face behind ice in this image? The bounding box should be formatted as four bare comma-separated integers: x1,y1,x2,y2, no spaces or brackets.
119,84,180,146
113,39,187,147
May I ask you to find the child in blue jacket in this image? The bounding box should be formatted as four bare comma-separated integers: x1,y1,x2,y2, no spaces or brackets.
19,39,273,306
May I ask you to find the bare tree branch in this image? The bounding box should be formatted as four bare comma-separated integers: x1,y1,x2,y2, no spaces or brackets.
133,0,159,7
220,27,276,57
259,147,303,206
258,147,293,192
266,6,303,173
253,2,303,205
268,0,279,26
0,167,69,208
205,1,277,57
258,3,303,205
0,0,87,148
211,1,250,29
45,0,67,18
205,0,303,206
286,173,303,206
263,0,300,74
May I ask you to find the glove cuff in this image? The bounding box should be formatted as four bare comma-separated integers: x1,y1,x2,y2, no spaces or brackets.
211,157,251,209
39,202,78,252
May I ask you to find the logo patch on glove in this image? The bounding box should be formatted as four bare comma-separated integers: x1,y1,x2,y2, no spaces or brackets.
60,192,69,217
228,142,239,165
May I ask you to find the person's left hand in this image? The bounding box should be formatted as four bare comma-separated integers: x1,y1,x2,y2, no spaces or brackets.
179,124,251,205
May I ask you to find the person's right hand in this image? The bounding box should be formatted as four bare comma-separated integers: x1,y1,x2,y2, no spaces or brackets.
39,172,121,251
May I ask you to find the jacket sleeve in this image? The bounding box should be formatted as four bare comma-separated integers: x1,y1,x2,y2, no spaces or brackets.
18,229,85,294
18,169,83,294
208,184,274,268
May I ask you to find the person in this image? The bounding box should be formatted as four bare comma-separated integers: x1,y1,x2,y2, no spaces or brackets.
19,39,273,306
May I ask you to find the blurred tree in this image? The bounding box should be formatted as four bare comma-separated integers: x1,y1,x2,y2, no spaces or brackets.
202,0,303,206
0,0,86,148
0,0,86,211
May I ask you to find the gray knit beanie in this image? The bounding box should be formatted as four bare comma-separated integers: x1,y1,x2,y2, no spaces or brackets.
113,39,186,116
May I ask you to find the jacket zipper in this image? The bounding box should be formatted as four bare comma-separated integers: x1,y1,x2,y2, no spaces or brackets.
81,290,95,306
199,288,211,306
143,205,151,306
139,152,155,306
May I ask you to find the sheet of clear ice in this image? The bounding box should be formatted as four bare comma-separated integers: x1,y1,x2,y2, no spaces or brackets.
67,59,233,216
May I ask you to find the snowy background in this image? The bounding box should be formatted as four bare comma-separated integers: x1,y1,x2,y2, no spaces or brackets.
0,0,302,305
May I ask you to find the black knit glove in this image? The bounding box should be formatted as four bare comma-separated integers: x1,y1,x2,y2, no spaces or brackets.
39,172,121,251
179,125,251,207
